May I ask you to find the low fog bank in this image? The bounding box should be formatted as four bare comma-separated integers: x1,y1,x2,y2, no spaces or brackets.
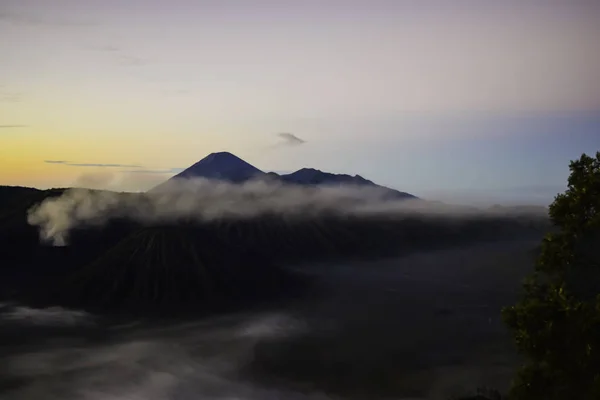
0,238,538,400
0,304,94,327
27,178,548,246
0,309,324,400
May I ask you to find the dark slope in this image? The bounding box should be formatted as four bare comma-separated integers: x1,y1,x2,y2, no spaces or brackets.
281,168,375,185
18,214,545,315
0,186,41,212
174,151,264,181
209,213,546,264
0,186,47,227
0,187,139,299
36,226,307,315
279,168,416,199
152,152,265,191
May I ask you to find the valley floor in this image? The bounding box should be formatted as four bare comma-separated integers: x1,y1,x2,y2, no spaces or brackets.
0,238,538,400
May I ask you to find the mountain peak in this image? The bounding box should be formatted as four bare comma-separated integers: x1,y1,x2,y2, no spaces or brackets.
167,152,264,183
202,151,240,161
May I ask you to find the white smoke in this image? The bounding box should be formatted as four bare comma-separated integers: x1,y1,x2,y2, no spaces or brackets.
26,177,540,246
1,305,94,327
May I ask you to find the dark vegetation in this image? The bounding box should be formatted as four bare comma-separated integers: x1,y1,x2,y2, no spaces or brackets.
502,152,600,399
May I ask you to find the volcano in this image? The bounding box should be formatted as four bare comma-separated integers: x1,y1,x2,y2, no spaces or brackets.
152,152,417,199
170,151,264,183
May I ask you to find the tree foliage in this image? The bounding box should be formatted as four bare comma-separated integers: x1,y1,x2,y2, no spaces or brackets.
502,152,600,399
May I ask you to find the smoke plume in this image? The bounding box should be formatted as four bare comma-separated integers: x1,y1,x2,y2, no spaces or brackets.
26,178,537,246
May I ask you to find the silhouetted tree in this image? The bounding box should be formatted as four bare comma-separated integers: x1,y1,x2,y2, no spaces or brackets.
503,152,600,399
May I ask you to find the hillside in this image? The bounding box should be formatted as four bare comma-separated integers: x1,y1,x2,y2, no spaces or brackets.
41,226,308,314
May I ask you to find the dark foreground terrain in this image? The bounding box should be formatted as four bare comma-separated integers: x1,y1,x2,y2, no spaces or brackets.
0,239,538,400
0,186,546,313
0,185,548,399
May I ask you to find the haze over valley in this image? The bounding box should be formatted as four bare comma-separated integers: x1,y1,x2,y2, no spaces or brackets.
0,151,550,399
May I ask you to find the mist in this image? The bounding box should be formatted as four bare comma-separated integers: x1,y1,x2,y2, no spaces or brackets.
0,306,325,400
5,177,547,399
0,239,538,400
26,177,546,246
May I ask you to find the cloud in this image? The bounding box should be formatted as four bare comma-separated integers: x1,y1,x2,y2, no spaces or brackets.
65,170,170,194
72,171,117,191
68,163,143,168
0,125,27,128
44,160,143,168
121,168,185,174
277,133,306,147
26,177,545,246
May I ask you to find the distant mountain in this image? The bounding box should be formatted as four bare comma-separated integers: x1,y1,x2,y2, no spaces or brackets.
152,151,417,199
150,152,264,192
170,152,263,182
280,168,374,186
278,168,416,200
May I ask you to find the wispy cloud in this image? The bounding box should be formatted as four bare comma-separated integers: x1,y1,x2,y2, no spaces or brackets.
121,168,185,174
277,133,306,147
27,177,541,247
44,160,143,168
0,125,28,128
68,163,143,168
43,161,186,175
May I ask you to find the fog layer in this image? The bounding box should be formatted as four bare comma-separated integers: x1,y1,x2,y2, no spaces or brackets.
27,178,545,246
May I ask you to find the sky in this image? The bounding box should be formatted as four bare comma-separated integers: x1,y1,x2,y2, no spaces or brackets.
1,0,599,205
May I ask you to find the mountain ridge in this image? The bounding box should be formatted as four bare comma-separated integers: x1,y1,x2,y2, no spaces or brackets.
152,152,417,199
